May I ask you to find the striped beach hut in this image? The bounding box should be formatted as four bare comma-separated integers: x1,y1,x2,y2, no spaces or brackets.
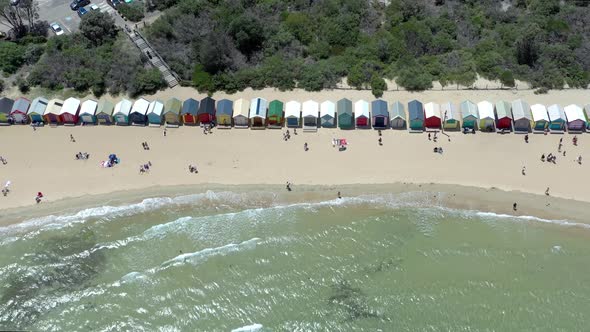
163,98,182,127
181,98,199,125
477,100,495,132
28,97,48,124
441,102,460,130
337,98,353,129
216,99,233,128
44,99,64,124
267,100,284,128
129,98,150,125
0,97,15,125
511,99,532,133
547,104,566,133
408,100,424,131
147,100,164,126
424,102,441,129
79,99,98,124
530,104,549,132
302,100,319,131
460,100,478,129
233,98,249,128
320,100,336,128
371,100,389,129
60,97,80,125
249,97,268,129
113,99,132,125
285,100,301,128
354,100,370,128
564,104,586,133
10,97,31,124
390,101,406,129
198,97,216,125
96,100,115,125
495,101,513,131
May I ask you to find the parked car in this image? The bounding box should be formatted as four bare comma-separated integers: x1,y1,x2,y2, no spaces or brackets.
109,0,121,7
77,6,88,17
89,3,99,10
50,23,64,36
70,0,90,10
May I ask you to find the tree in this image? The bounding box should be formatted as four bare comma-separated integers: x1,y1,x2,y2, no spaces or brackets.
370,75,387,98
0,78,4,93
0,41,25,74
228,14,265,57
130,68,165,96
118,2,144,22
499,70,515,87
199,31,235,74
192,64,213,92
0,0,39,38
79,11,117,46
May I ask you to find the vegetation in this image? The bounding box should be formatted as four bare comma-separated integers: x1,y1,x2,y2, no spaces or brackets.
118,2,145,22
0,41,25,74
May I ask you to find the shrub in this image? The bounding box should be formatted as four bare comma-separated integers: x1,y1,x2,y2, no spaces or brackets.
118,2,145,22
0,42,26,74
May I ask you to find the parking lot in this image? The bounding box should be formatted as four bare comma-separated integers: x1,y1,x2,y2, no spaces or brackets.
37,0,117,35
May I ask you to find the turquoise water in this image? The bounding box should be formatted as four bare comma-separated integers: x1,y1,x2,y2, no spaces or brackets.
0,191,589,331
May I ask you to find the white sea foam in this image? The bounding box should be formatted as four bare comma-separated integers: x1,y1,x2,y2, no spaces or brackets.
472,211,590,229
231,323,263,332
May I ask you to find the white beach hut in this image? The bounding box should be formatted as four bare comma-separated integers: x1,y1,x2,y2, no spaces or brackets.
547,104,566,133
59,97,81,125
530,104,549,133
249,97,268,129
320,101,336,127
302,100,319,132
476,100,495,132
233,98,250,128
147,100,165,126
354,100,370,128
79,99,98,125
285,101,301,128
511,99,532,133
130,98,150,125
564,104,586,133
441,102,460,130
113,99,132,125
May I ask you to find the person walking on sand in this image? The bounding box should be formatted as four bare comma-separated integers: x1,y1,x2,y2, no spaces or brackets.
573,135,578,146
70,134,75,142
521,166,526,176
304,142,308,151
337,191,342,199
545,187,550,196
559,137,563,144
558,143,562,152
577,155,582,164
286,182,292,191
163,128,167,137
541,154,545,162
524,134,529,143
428,133,431,141
378,137,382,146
513,202,517,211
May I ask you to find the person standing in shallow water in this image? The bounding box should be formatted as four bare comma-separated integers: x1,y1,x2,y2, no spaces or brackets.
513,203,517,211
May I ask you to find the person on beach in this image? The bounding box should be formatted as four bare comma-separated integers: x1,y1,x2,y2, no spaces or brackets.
378,137,382,146
524,134,529,143
0,156,6,165
35,192,43,204
70,134,75,142
513,203,517,211
521,166,526,176
304,142,308,151
541,154,545,162
428,133,431,141
2,181,11,196
294,128,297,135
573,135,578,146
545,187,550,196
163,128,167,137
559,137,563,144
378,130,382,137
286,182,292,191
558,143,562,152
563,151,566,157
577,155,582,164
337,191,342,199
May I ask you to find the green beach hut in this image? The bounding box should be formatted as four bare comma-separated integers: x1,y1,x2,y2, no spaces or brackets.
408,100,424,131
268,100,284,128
164,98,182,127
441,102,460,130
547,104,566,133
460,100,478,129
96,100,115,125
337,98,353,129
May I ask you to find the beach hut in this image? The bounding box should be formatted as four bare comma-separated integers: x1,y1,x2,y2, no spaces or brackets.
10,97,31,124
59,97,80,125
585,104,590,131
530,104,549,132
216,99,233,128
285,101,301,128
129,98,150,125
147,100,164,126
79,99,98,125
0,97,15,125
354,100,370,129
181,98,199,125
564,104,586,133
512,99,532,133
198,97,216,125
460,100,478,129
547,104,566,133
302,100,319,131
28,97,48,124
233,98,250,128
441,102,459,130
320,101,336,128
424,102,442,129
249,97,268,129
477,100,495,132
113,99,132,125
267,100,284,128
44,99,64,124
408,100,424,132
163,98,182,127
96,100,115,125
337,98,353,129
495,101,513,131
371,100,389,129
390,101,406,129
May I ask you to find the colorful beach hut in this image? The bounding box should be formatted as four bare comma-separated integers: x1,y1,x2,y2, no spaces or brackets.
0,97,15,125
233,98,249,128
390,101,406,129
60,97,80,125
198,97,216,125
216,99,233,128
511,99,532,133
249,97,268,129
495,101,513,131
302,100,319,131
113,99,132,125
79,99,98,125
267,100,284,128
129,98,150,125
408,100,424,132
44,99,63,124
320,101,336,128
371,100,389,129
424,102,442,129
163,98,182,127
285,101,301,128
147,100,164,126
10,97,31,124
530,104,549,132
28,97,48,124
354,100,370,129
564,104,586,133
460,100,478,129
337,98,353,129
477,100,495,132
96,100,115,125
547,104,566,133
181,98,199,125
441,102,459,130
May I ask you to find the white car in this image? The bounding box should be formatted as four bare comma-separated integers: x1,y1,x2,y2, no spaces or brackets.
50,23,64,36
89,3,99,10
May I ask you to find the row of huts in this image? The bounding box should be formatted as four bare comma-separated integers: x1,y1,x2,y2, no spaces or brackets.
1,96,590,133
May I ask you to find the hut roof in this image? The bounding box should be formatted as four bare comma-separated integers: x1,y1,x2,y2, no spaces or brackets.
530,104,549,122
29,97,49,115
131,98,150,115
97,100,115,115
495,101,512,119
164,98,182,115
285,101,301,118
80,100,98,115
547,104,566,122
302,100,319,118
390,101,405,120
268,100,284,118
148,100,164,116
354,100,369,118
114,99,132,116
233,98,249,117
477,101,494,120
249,97,268,118
424,102,441,119
198,96,216,116
408,100,424,120
0,97,15,114
440,102,458,121
564,104,585,122
216,99,233,116
45,99,64,115
320,101,335,119
371,100,388,117
337,98,352,116
11,97,31,114
460,100,478,119
181,98,199,115
511,99,531,120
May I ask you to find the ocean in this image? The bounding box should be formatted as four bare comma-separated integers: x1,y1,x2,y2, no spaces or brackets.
0,190,589,331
